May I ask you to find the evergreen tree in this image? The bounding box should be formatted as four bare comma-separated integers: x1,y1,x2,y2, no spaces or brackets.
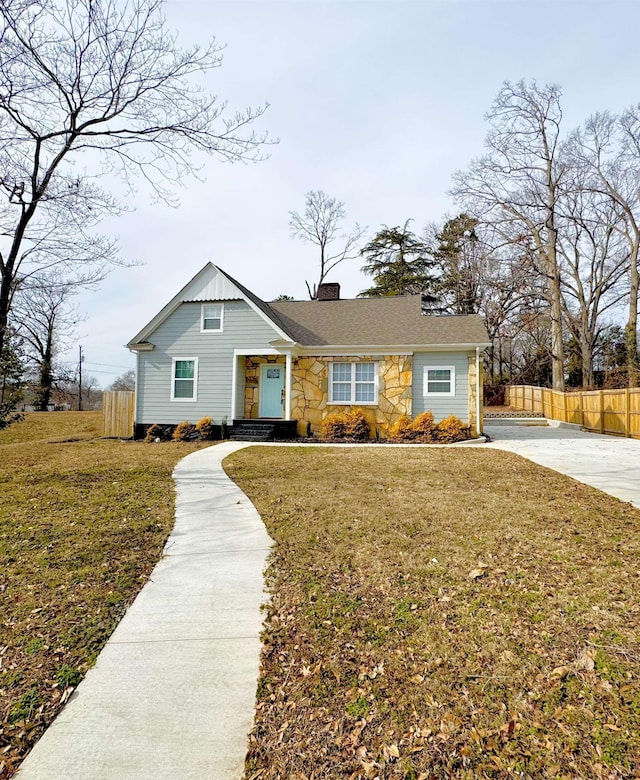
0,332,25,430
431,214,484,314
358,221,438,305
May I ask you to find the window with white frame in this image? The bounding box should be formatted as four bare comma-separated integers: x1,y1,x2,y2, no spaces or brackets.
201,303,223,332
423,365,455,396
329,362,377,404
171,358,198,401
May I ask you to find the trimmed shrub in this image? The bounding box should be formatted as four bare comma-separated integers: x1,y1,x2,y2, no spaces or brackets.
195,416,216,440
172,421,196,442
435,415,471,443
387,415,415,442
411,411,436,443
344,409,370,440
144,423,168,442
321,413,347,440
321,409,370,441
386,411,469,443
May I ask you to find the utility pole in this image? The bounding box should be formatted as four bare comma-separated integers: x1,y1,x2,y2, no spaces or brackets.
78,345,84,411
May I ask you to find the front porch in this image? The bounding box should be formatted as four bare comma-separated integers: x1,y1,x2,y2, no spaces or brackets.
232,351,295,424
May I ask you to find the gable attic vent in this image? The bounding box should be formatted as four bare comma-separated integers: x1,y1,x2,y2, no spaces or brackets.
317,282,340,301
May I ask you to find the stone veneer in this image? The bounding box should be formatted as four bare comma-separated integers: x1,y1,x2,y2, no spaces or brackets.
290,355,413,437
467,354,483,436
243,356,286,419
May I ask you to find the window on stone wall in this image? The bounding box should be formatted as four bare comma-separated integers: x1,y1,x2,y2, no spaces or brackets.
423,366,455,396
329,362,377,404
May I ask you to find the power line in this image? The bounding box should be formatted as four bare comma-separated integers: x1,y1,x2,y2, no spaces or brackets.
83,361,134,370
79,369,126,376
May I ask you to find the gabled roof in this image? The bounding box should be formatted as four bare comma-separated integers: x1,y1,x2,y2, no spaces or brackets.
215,266,294,340
128,263,491,350
127,263,294,347
269,296,490,348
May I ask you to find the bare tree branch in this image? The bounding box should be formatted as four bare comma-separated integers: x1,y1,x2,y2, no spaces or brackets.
451,80,567,389
0,0,273,359
289,190,365,299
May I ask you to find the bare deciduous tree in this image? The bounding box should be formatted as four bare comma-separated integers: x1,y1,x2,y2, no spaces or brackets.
452,80,567,389
109,369,136,392
569,110,640,385
289,190,365,299
12,277,82,409
0,0,270,361
556,168,628,387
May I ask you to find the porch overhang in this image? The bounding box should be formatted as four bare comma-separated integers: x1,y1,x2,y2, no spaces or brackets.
231,347,296,422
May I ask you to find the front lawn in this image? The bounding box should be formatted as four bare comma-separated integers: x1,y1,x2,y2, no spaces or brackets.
225,447,640,779
0,412,204,778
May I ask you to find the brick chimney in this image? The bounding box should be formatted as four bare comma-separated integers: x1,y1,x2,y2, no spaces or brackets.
317,282,340,301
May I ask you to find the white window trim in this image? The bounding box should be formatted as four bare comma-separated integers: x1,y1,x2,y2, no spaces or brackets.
171,357,199,402
200,303,224,333
328,361,378,405
424,365,456,397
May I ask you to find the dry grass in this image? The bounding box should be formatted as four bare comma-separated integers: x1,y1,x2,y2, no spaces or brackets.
0,412,204,778
225,446,640,780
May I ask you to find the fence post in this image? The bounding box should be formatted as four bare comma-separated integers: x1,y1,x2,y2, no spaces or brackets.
626,388,631,438
545,389,550,418
580,392,584,428
562,391,567,423
599,390,604,434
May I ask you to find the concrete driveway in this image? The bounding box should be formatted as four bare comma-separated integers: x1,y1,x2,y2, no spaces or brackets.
485,423,640,510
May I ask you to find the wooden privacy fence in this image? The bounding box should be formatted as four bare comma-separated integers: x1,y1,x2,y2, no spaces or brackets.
505,384,640,439
102,391,135,438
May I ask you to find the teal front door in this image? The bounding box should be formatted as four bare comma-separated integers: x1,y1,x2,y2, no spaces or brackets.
259,364,285,418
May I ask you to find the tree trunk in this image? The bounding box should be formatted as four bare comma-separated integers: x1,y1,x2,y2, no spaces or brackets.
487,344,496,384
0,270,13,363
580,335,594,389
627,253,639,387
547,261,565,390
37,329,54,411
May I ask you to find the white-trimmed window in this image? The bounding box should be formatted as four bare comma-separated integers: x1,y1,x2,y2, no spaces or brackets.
171,358,198,401
424,365,455,396
329,362,377,404
201,303,224,332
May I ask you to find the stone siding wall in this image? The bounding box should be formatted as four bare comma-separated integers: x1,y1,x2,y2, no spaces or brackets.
243,356,286,419
467,354,483,436
290,355,412,437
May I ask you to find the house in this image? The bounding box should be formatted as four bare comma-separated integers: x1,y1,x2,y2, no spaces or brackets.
127,263,491,439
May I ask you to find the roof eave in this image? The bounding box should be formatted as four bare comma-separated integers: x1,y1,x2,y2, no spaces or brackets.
128,263,217,345
296,342,492,353
127,341,156,352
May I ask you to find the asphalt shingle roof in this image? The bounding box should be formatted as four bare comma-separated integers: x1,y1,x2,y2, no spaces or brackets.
268,295,490,347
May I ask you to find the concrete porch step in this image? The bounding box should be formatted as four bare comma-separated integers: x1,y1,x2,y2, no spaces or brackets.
484,418,550,426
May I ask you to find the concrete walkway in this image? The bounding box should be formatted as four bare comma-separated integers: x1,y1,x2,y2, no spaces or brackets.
16,441,265,780
486,424,640,509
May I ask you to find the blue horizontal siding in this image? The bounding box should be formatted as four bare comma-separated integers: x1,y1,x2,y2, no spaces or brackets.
412,351,471,422
136,301,281,425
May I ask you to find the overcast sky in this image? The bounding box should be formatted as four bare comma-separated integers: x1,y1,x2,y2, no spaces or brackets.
67,0,640,385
